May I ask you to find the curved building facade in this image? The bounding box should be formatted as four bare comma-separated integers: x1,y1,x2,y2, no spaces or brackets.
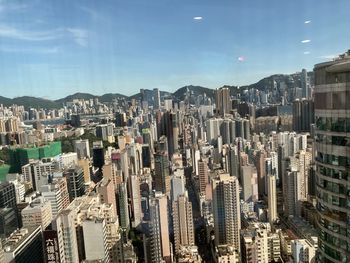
314,51,350,263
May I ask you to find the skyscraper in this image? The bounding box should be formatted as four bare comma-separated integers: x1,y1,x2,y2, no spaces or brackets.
267,174,277,224
172,195,195,253
301,68,309,99
314,51,350,263
198,159,209,195
154,152,170,195
149,192,171,263
212,172,241,251
154,88,161,109
215,87,231,116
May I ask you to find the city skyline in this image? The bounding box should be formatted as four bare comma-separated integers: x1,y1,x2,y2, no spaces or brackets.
0,0,349,98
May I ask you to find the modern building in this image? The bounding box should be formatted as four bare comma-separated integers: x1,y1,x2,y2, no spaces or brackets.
198,159,209,195
3,227,44,263
154,88,161,109
129,175,142,228
0,208,18,238
241,227,269,263
74,139,90,159
314,51,350,263
292,99,314,132
117,182,130,232
172,195,195,253
291,239,316,263
21,159,58,191
52,209,80,263
0,182,18,235
154,151,170,195
92,141,105,169
267,174,277,224
97,177,117,218
64,167,86,201
21,197,52,230
212,172,241,251
83,218,110,262
215,87,231,116
149,192,171,263
41,177,70,217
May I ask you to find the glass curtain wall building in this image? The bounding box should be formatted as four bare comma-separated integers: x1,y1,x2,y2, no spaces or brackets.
314,51,350,263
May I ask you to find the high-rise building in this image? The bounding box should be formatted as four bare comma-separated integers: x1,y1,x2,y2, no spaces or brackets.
291,239,316,263
83,218,110,262
129,175,142,228
41,178,70,217
0,182,18,236
21,197,52,230
117,182,130,232
51,209,79,263
215,87,231,116
154,88,161,109
149,192,171,263
171,169,186,203
198,159,209,195
267,175,277,224
292,99,314,132
301,68,310,99
0,208,18,238
74,139,90,159
64,167,85,201
97,177,117,218
241,165,258,202
21,159,57,191
212,172,241,251
3,227,44,263
92,141,105,169
154,151,170,195
314,51,350,263
241,227,269,263
172,195,195,253
0,182,17,209
67,194,120,263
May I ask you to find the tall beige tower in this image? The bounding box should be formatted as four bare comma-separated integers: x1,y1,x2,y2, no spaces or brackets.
172,195,195,253
267,174,277,224
198,159,209,195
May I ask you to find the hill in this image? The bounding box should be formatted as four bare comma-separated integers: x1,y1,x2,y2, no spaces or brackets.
172,85,214,101
0,96,61,109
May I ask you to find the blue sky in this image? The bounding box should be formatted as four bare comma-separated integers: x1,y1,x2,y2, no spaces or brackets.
0,0,349,99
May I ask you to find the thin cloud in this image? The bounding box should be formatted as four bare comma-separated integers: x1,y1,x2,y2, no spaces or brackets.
0,24,63,41
301,39,311,43
67,28,88,47
0,24,89,47
0,46,59,54
193,16,203,20
303,51,310,55
304,20,311,24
